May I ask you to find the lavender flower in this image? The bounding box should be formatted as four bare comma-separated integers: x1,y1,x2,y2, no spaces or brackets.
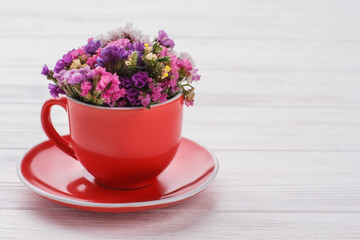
84,39,101,54
133,42,145,52
157,30,175,48
55,67,92,85
41,65,50,76
96,45,129,67
126,88,140,105
67,72,87,84
120,76,133,88
131,71,150,88
54,51,74,73
48,83,65,98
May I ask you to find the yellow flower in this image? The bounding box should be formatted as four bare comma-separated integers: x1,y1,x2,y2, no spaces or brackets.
165,65,171,72
144,43,148,48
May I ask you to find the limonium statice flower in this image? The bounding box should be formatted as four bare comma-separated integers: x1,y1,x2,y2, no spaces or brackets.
80,81,92,97
84,39,101,55
48,83,65,98
131,71,150,88
42,24,201,108
54,51,73,73
41,65,50,77
95,23,150,46
157,30,175,49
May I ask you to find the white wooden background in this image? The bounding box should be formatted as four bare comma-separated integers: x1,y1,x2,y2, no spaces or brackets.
1,0,360,239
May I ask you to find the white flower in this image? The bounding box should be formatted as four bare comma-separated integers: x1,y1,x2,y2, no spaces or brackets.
145,53,157,61
95,23,150,44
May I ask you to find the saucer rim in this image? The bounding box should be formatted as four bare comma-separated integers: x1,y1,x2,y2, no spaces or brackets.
17,137,219,209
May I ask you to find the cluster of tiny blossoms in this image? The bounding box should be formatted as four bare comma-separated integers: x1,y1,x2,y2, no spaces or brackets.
41,24,200,108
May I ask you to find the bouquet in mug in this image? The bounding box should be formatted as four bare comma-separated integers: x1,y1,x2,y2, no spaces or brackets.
41,24,201,108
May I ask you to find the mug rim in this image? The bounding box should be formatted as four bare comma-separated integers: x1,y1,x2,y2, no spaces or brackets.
66,91,183,110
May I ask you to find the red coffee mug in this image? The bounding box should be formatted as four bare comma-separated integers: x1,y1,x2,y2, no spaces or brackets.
41,93,183,189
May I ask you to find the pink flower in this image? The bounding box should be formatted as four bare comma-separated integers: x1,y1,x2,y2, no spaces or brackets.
140,94,151,107
97,73,116,91
91,68,125,106
170,55,179,81
102,85,126,106
71,47,85,59
106,39,130,48
80,81,92,97
159,93,168,103
159,46,168,57
191,68,201,82
150,85,163,102
86,55,98,68
168,78,178,92
95,47,103,56
94,67,107,77
177,58,193,72
185,99,194,107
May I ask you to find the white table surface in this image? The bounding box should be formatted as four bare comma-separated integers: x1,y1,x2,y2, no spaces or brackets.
1,0,360,239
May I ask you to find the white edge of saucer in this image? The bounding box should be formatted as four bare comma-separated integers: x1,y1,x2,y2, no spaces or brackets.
16,138,219,209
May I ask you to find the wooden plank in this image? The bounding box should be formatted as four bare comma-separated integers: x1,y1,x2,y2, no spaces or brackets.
1,209,360,240
1,70,360,107
1,104,360,150
1,0,360,42
1,38,360,72
2,150,360,239
3,150,360,212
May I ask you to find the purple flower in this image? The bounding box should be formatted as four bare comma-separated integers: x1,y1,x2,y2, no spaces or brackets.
133,42,144,52
54,51,74,73
125,42,134,51
52,69,66,84
126,88,140,105
62,52,73,65
54,60,66,73
120,77,133,88
84,39,100,55
58,67,92,85
157,30,175,48
48,83,65,98
41,65,50,76
96,45,129,67
68,72,87,84
131,71,150,88
85,69,96,79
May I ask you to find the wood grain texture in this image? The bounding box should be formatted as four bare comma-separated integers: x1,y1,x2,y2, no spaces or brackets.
1,0,360,239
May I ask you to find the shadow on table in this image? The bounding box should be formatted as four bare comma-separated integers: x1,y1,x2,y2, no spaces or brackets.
25,189,216,235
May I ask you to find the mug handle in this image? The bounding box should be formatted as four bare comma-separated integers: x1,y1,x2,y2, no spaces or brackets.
41,97,77,159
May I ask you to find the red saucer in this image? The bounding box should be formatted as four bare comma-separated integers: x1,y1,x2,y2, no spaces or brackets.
17,136,218,212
